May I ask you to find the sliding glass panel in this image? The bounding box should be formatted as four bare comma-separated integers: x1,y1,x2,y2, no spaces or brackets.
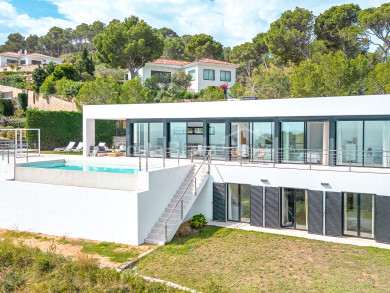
187,121,204,158
170,122,187,158
240,184,251,223
359,194,374,239
149,123,164,157
231,122,250,158
281,188,294,227
133,123,148,156
343,193,358,236
295,189,308,230
209,123,225,159
252,122,274,161
228,184,239,221
281,122,305,163
336,121,363,166
307,122,324,164
364,121,390,167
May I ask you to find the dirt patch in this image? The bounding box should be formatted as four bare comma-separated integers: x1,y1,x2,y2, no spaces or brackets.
0,228,154,268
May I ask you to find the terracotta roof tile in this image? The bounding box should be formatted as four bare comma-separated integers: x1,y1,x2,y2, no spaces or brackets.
1,52,23,56
195,58,239,66
0,52,62,60
149,59,190,66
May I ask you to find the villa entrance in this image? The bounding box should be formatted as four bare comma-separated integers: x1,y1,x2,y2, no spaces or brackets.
281,188,308,230
227,184,251,223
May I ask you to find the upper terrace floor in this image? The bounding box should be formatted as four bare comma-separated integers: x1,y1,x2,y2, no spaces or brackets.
83,95,390,172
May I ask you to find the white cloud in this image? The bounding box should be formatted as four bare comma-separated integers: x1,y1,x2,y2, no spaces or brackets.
1,0,389,48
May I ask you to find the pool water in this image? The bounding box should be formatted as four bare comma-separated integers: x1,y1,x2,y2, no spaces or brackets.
29,163,139,174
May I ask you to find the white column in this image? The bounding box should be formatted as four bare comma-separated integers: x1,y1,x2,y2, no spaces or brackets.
83,118,95,157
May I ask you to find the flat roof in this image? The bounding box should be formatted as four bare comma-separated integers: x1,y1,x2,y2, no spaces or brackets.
83,95,390,120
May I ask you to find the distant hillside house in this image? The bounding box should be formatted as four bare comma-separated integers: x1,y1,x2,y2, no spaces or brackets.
0,51,63,72
133,58,239,93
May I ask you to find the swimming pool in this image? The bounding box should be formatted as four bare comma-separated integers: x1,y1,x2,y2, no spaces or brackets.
28,162,139,174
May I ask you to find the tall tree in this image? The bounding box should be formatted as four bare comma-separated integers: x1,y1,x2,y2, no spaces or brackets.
252,33,269,67
94,16,164,79
359,3,390,62
79,47,95,76
26,35,40,53
265,7,314,65
230,42,257,78
315,4,368,58
87,21,105,49
42,27,71,57
72,23,89,52
2,33,25,52
156,27,178,39
184,34,223,61
162,37,185,60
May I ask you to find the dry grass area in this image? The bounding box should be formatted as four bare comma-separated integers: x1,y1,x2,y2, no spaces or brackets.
0,228,154,268
137,226,390,293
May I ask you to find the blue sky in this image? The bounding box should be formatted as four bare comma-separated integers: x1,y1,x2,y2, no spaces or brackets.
0,0,388,48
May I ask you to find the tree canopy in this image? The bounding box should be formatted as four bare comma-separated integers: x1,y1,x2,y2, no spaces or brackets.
184,34,223,61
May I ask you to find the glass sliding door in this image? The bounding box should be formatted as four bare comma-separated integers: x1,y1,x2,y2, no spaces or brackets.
336,121,363,166
281,122,305,163
231,122,250,158
170,122,187,158
149,123,164,157
364,121,390,167
281,188,308,230
307,122,324,164
343,193,374,238
252,122,274,162
209,123,226,159
133,122,148,156
227,184,251,223
228,184,240,221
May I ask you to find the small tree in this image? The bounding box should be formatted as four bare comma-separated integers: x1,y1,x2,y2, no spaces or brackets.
32,65,48,93
120,78,149,104
171,72,191,90
79,47,95,76
18,93,28,110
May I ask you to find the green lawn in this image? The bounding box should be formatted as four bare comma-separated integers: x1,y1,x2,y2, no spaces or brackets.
0,240,182,292
137,226,390,293
40,150,83,155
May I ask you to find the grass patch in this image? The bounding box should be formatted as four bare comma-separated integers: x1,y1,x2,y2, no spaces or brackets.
137,225,390,293
0,239,182,292
40,150,83,155
0,230,51,242
81,242,140,263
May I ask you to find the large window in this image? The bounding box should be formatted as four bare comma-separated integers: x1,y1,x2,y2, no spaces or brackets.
281,122,305,163
203,69,215,80
220,70,231,82
170,122,187,158
151,70,171,82
188,69,196,81
252,122,274,162
343,193,374,239
336,120,390,167
209,123,225,158
227,184,250,223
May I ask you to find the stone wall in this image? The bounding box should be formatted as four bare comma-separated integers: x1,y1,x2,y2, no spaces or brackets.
0,65,39,72
0,85,77,112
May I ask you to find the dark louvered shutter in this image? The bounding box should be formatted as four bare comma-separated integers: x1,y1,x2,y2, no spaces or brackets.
213,183,226,221
250,185,263,227
308,190,323,235
375,195,390,244
325,192,342,237
265,187,280,229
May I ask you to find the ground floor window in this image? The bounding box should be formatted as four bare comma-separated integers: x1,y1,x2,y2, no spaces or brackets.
227,184,250,223
343,193,375,239
281,188,308,230
133,122,163,157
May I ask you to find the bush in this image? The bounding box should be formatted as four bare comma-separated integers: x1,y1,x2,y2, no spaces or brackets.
25,110,116,150
7,130,15,140
56,78,83,101
18,93,28,110
0,99,14,116
52,64,79,81
6,117,25,128
40,75,56,97
198,86,225,101
190,213,207,229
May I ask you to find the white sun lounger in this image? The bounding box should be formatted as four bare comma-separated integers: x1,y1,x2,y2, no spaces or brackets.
53,141,76,152
72,142,83,153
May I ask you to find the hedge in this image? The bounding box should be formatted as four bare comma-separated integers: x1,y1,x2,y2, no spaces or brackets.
18,93,28,110
25,110,116,150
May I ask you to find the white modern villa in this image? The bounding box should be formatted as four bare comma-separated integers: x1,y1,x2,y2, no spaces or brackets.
1,95,390,247
134,58,239,92
0,51,63,71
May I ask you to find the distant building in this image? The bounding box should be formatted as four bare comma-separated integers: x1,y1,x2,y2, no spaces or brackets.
0,52,63,72
134,58,239,93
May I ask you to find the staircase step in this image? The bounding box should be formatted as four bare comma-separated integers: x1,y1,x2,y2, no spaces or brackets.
144,238,165,245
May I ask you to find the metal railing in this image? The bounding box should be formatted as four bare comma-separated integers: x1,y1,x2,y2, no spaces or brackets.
164,150,211,242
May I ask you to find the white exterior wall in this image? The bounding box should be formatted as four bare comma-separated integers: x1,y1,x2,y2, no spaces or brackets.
194,64,236,92
184,65,199,92
0,181,140,244
0,55,62,67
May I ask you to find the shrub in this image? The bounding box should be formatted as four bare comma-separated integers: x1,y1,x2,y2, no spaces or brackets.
13,109,25,118
0,99,14,116
18,93,28,110
52,64,79,81
190,213,207,229
6,117,25,128
198,86,225,101
56,78,83,101
40,75,56,97
7,129,15,140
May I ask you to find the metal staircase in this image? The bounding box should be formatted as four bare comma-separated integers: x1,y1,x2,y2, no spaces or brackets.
144,154,210,245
